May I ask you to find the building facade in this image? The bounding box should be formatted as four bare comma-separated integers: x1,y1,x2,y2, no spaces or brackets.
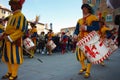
28,21,45,35
82,0,120,29
0,4,11,19
60,27,75,36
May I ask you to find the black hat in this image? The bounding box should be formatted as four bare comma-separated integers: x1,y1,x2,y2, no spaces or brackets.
81,3,94,14
49,29,52,32
30,22,35,26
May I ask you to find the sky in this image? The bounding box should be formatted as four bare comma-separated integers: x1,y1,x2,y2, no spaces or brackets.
0,0,83,32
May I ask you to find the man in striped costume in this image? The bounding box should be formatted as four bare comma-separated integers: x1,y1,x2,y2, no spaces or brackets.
1,0,28,80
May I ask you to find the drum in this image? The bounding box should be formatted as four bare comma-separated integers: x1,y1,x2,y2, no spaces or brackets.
77,31,111,64
23,38,35,50
47,40,56,50
103,38,118,53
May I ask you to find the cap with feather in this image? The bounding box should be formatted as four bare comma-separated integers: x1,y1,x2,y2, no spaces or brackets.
30,15,40,26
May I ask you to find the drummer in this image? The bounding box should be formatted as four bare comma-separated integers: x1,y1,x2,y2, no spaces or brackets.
73,3,100,78
46,29,54,55
0,19,5,61
61,32,68,54
29,22,38,58
99,17,112,39
98,17,110,66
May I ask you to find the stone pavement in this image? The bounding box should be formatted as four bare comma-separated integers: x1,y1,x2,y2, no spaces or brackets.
0,48,120,80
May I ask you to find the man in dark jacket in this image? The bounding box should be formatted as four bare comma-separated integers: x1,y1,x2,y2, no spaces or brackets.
114,14,120,47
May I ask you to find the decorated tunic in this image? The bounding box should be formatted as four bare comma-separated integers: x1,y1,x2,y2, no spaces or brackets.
30,27,37,46
74,14,100,61
2,10,28,64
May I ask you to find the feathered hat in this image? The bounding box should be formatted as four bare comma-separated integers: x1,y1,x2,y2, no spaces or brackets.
9,0,25,6
34,15,39,24
30,15,40,26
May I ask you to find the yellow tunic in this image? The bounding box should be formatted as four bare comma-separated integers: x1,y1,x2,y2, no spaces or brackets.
2,10,28,64
48,32,54,41
0,24,5,30
76,15,99,61
100,25,110,38
77,15,98,39
30,27,37,46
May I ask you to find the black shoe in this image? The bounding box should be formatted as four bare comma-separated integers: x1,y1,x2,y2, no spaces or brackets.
1,73,11,79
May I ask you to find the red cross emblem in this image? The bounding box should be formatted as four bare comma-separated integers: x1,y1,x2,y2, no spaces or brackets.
25,40,31,47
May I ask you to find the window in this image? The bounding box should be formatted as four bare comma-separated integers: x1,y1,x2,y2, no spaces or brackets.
1,10,6,14
4,11,6,14
2,16,4,19
87,0,92,4
1,10,3,13
96,0,101,5
106,14,112,22
95,0,101,10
